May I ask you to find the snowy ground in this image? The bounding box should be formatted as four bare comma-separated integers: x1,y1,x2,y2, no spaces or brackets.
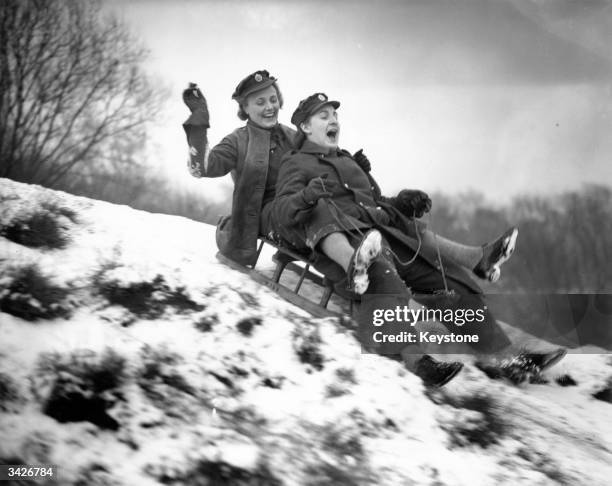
1,177,611,485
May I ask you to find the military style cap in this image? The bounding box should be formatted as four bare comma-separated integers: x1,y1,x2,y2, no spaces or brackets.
231,70,278,100
290,93,340,127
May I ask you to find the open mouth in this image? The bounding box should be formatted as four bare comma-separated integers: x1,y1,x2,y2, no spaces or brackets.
326,127,339,142
262,112,278,121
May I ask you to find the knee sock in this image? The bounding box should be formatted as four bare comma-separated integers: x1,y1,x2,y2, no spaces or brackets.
422,230,483,269
319,232,358,272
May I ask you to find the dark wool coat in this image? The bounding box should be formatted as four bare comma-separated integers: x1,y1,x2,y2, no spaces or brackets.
273,141,482,293
185,120,297,266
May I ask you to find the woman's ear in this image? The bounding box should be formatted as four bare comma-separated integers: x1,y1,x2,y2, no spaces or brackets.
300,121,311,135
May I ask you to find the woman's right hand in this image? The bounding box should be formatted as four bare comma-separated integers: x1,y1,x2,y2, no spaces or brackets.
302,176,337,205
182,83,209,116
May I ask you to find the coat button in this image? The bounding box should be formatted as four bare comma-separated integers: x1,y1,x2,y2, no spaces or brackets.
359,202,364,207
344,183,349,188
376,206,382,210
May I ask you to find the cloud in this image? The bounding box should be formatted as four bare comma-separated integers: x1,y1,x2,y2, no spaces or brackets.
342,0,612,85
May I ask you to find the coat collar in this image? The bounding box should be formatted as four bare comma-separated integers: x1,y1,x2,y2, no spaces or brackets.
300,140,343,157
246,119,274,133
299,140,354,161
246,120,297,147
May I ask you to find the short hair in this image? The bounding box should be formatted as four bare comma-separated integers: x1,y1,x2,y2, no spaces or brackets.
236,82,283,121
294,129,307,149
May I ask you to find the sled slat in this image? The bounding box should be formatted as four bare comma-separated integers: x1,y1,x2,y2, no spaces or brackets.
216,251,344,319
294,264,309,293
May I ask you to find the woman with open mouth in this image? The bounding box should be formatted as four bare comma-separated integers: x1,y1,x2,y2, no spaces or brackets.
271,92,563,387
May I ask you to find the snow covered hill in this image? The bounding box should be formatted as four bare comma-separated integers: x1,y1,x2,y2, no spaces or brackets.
1,177,611,485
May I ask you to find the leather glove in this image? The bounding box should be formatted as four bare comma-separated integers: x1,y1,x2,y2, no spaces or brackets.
353,149,371,172
182,82,210,127
183,83,207,112
302,176,337,205
395,189,432,218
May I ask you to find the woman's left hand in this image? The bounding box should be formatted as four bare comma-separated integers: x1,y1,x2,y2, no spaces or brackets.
396,189,432,218
353,149,371,172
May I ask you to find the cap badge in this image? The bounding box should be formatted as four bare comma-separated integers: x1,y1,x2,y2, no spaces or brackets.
254,73,263,82
318,94,326,101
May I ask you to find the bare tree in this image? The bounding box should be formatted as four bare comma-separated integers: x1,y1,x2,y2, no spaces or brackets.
0,0,164,186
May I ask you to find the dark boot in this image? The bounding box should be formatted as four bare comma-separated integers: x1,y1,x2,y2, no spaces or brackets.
522,348,567,370
473,227,518,282
476,348,567,385
414,355,463,387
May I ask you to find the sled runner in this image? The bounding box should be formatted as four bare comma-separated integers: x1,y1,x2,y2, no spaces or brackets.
216,237,352,319
216,237,454,321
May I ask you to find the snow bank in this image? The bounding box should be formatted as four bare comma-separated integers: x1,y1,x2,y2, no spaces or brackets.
1,178,611,485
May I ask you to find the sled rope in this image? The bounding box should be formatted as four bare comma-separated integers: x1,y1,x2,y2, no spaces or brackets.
427,210,450,295
318,177,450,293
318,177,422,266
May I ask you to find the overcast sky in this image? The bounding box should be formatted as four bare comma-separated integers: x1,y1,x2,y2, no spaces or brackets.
107,0,612,202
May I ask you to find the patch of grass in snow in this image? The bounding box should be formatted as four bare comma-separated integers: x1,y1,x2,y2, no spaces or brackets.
291,318,325,371
0,264,72,321
321,427,364,460
0,372,21,411
516,448,573,484
39,200,79,223
227,405,267,427
300,424,375,486
236,316,262,337
431,391,507,448
194,313,219,332
303,463,368,486
325,383,349,398
136,345,205,420
235,290,259,308
324,369,355,398
335,367,356,384
138,345,195,398
157,459,281,486
1,203,75,249
35,349,127,430
593,376,612,403
0,456,28,472
74,462,122,486
95,273,205,320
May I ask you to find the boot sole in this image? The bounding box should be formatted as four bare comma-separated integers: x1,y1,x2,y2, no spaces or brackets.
488,228,518,282
539,348,567,371
350,230,382,295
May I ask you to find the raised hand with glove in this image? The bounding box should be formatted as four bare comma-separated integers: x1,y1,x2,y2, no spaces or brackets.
182,82,210,128
394,189,432,218
182,82,210,177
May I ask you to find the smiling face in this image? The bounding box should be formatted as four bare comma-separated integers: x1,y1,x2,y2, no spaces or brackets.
300,104,340,150
242,85,280,128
